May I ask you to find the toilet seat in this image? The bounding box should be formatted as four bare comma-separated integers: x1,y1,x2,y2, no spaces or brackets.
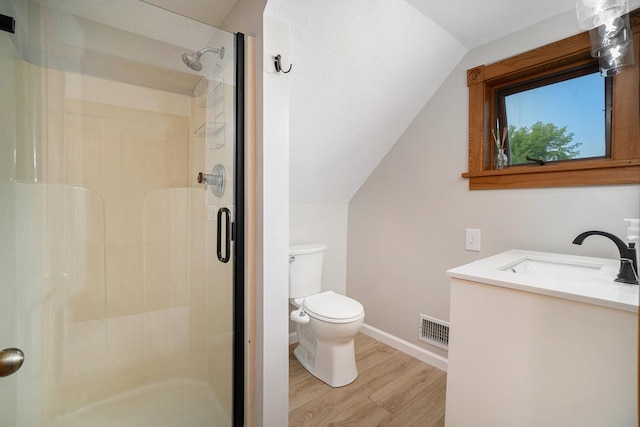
302,291,364,323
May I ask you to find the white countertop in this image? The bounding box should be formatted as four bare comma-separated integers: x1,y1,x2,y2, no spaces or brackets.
447,249,639,313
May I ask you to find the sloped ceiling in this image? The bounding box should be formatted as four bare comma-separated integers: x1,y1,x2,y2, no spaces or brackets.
264,0,638,203
265,0,467,202
406,0,575,49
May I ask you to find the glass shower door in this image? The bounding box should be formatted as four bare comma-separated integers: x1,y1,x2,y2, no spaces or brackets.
0,1,243,425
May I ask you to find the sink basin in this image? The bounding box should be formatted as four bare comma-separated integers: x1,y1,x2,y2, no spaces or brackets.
447,250,637,313
502,257,604,283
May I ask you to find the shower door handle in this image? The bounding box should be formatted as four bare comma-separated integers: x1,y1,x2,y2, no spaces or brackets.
217,207,231,263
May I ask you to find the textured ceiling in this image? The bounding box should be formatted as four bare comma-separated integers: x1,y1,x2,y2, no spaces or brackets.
265,0,640,202
411,0,640,49
265,0,468,202
406,0,576,49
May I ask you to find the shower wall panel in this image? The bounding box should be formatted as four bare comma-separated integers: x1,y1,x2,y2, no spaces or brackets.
35,68,211,419
190,78,235,413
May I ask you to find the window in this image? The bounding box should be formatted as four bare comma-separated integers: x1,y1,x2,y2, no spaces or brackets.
463,12,639,190
497,64,609,165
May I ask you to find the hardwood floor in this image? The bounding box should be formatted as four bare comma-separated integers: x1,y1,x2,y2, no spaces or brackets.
289,333,447,426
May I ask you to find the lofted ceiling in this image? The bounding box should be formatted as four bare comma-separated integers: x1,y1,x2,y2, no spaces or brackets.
265,0,639,202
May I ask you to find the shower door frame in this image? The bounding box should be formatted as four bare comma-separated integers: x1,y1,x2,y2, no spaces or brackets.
232,31,246,427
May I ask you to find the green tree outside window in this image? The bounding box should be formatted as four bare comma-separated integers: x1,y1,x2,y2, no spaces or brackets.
508,122,582,165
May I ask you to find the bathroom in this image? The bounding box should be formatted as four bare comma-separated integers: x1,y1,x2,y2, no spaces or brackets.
267,0,640,424
1,0,639,426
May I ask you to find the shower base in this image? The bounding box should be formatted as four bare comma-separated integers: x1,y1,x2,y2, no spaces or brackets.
48,380,230,426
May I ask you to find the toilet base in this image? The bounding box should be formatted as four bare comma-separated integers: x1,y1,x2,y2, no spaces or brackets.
293,332,359,388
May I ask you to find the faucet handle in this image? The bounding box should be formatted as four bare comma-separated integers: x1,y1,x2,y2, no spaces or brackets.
616,258,638,285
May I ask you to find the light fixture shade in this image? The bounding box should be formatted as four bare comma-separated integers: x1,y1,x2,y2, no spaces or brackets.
576,0,628,29
598,40,635,76
589,14,632,56
588,13,635,76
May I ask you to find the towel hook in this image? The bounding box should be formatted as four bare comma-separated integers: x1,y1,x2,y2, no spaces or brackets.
274,54,292,73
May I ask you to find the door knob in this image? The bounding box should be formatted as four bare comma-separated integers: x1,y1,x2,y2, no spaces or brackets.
0,348,24,378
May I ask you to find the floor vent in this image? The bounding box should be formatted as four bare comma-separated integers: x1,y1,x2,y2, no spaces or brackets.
419,314,450,350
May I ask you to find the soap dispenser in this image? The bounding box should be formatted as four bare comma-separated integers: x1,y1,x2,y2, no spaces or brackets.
625,218,640,241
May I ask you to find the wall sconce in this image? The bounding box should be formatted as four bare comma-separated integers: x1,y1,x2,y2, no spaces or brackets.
576,0,628,29
575,0,635,76
589,14,635,75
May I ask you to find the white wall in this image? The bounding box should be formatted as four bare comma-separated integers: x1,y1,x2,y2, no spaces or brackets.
346,10,640,359
290,201,348,295
260,15,290,427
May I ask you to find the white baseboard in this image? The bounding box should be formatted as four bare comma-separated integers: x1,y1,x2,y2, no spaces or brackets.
360,323,448,372
288,323,448,372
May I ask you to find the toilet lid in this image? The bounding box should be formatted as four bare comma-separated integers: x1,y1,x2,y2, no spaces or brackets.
302,291,364,323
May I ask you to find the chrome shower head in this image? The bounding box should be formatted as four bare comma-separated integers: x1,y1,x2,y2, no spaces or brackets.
182,52,203,71
182,46,225,71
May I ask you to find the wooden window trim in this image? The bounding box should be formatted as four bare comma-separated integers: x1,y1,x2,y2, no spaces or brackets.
463,11,640,190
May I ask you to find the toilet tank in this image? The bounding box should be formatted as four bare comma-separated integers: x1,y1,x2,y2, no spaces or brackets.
289,243,327,298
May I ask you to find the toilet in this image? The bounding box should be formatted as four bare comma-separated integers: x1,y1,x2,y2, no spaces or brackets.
289,243,365,387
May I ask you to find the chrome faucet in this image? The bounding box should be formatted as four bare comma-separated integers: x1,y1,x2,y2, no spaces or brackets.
572,230,638,285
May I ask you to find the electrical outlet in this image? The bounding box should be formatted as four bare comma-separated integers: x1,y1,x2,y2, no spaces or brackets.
466,228,481,251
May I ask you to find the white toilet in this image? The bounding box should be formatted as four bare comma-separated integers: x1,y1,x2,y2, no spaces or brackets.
289,243,365,387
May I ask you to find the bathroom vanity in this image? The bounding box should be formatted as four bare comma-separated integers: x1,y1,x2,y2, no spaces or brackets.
445,250,638,427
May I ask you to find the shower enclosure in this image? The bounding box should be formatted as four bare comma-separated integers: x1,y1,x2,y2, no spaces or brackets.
0,1,244,426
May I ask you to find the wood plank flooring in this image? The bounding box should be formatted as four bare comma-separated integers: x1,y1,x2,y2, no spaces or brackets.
289,333,447,426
